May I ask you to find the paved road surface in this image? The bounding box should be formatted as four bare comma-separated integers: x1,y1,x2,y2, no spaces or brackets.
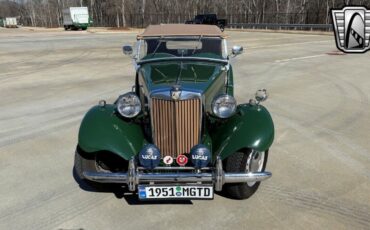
0,28,369,230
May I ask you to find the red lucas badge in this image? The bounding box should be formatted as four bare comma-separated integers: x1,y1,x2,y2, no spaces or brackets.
176,155,188,166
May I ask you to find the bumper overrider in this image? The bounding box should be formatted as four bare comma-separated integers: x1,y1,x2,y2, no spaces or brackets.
83,157,272,192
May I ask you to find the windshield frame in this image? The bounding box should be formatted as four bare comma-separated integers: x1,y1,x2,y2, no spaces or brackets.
134,36,229,65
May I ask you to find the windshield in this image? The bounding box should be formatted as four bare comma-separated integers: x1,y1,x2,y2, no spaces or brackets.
136,37,227,62
140,61,224,86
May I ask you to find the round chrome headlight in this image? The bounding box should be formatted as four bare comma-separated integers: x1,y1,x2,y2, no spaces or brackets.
116,92,141,118
211,94,237,118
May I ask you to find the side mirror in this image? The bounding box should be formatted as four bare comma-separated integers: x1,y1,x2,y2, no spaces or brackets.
231,45,243,56
122,45,133,55
255,89,268,103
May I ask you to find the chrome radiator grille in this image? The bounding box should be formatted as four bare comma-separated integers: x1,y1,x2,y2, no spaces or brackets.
151,98,201,158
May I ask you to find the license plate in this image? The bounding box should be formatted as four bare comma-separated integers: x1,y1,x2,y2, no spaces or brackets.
138,185,214,200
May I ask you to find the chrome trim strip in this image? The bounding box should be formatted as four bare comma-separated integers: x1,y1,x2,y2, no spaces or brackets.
140,36,225,39
222,38,229,60
150,90,202,101
138,57,228,65
82,171,272,186
223,172,272,183
137,166,211,170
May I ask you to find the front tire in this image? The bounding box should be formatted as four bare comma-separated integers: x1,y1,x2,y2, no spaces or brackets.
224,149,268,199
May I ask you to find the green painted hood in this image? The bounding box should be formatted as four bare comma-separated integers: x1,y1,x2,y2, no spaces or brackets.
139,61,228,95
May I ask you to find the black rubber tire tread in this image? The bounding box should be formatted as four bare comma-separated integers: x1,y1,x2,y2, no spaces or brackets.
224,150,268,200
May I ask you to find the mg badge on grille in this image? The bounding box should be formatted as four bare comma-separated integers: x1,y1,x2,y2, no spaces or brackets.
171,85,182,100
331,6,370,53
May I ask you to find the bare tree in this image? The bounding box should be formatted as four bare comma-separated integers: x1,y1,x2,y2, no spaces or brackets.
1,0,370,28
121,0,126,27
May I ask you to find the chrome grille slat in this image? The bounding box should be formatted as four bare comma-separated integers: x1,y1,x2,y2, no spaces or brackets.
151,98,201,158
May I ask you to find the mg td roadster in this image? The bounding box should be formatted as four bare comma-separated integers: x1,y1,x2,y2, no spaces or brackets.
74,24,274,200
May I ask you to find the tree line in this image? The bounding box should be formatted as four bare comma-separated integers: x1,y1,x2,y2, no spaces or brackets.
1,0,370,28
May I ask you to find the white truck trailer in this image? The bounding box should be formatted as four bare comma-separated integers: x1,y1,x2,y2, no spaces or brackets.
63,7,91,30
4,17,17,28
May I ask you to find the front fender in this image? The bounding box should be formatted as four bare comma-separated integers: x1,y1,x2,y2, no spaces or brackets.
211,104,274,160
78,104,145,160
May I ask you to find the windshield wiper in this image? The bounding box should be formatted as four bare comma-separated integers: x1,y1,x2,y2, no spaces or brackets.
191,66,198,82
176,62,183,84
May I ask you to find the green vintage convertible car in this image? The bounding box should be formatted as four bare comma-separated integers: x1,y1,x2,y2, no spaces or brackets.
74,24,274,200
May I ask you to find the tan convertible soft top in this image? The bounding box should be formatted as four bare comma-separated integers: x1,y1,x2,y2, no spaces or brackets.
137,24,226,38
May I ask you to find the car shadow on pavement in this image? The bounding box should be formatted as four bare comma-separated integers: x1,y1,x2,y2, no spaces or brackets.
120,193,193,205
72,167,193,205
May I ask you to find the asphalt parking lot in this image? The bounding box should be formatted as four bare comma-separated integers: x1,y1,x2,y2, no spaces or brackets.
0,27,369,230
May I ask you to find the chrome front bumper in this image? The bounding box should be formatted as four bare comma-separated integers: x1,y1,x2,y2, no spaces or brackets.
83,157,272,192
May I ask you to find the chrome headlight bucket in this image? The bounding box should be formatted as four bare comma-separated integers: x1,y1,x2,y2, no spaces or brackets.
211,94,237,118
116,92,141,118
